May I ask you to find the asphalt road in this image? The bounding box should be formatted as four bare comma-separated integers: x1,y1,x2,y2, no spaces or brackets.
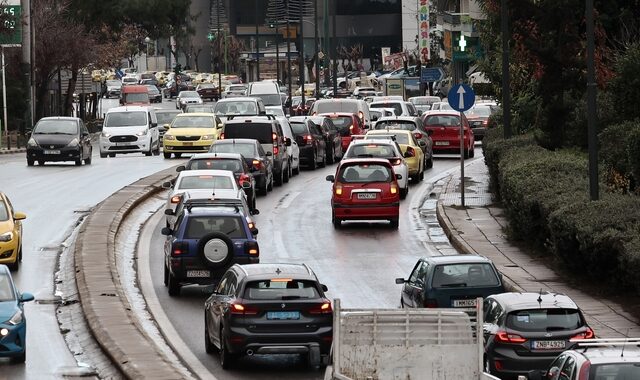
0,97,185,379
143,151,483,379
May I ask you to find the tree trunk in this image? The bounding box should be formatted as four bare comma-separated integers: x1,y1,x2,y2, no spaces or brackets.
64,67,78,117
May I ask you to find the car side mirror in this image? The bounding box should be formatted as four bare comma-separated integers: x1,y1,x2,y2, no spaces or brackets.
403,151,414,158
418,140,426,146
250,209,260,215
164,209,174,216
25,128,32,136
20,292,35,303
161,227,172,236
241,181,251,189
321,284,329,292
395,174,403,180
176,165,185,172
82,131,89,137
163,124,170,130
266,151,273,157
285,137,292,146
426,129,433,136
417,110,423,116
326,175,335,182
13,212,26,220
151,122,158,128
251,227,259,236
162,181,172,189
395,278,406,284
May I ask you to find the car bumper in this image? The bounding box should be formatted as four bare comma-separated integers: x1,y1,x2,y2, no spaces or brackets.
27,147,82,162
226,326,332,355
332,203,400,220
100,136,151,154
298,146,315,163
471,127,486,138
163,140,213,154
0,322,26,358
0,239,18,264
168,256,259,286
490,346,561,378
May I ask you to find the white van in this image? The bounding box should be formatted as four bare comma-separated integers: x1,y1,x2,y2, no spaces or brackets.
99,106,160,158
309,99,372,129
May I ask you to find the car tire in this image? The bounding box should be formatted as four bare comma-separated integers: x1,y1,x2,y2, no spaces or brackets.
11,351,25,363
258,178,268,195
109,153,116,158
283,162,290,183
400,186,408,199
167,272,181,296
389,218,399,229
267,173,274,191
85,152,92,165
153,143,160,156
38,160,45,166
163,264,169,286
175,153,182,158
319,151,326,168
163,152,171,159
75,158,82,166
220,329,236,370
464,147,470,159
326,145,335,164
309,152,317,170
332,215,341,229
293,162,300,175
470,145,475,158
27,159,34,166
100,152,107,158
426,155,433,169
204,316,217,354
7,253,19,271
274,166,284,187
197,232,234,269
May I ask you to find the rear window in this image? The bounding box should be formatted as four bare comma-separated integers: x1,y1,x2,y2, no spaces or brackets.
210,142,256,157
591,364,640,380
347,144,398,158
243,279,320,300
314,101,359,114
329,117,352,130
431,263,500,288
506,309,583,332
424,115,460,127
338,163,393,183
368,133,409,145
373,121,417,131
185,216,246,239
290,122,308,135
370,102,402,116
187,159,243,173
177,175,234,190
224,123,273,144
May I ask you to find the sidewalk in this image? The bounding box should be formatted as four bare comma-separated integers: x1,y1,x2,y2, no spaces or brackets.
0,147,25,155
437,159,640,338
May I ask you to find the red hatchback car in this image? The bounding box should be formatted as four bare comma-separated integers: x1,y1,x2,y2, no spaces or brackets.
319,112,365,153
326,158,401,229
422,112,475,158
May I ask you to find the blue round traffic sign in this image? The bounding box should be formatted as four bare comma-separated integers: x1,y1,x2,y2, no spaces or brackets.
447,84,475,112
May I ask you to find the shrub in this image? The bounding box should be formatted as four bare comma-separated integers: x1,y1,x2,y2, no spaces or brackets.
482,128,537,196
599,119,640,193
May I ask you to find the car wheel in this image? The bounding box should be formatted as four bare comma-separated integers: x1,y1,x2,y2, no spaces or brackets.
7,253,19,271
220,329,236,370
167,272,181,296
274,166,284,186
163,264,169,286
38,160,45,166
197,232,234,269
85,152,92,165
464,147,470,159
310,152,317,170
332,214,341,229
293,162,300,175
283,162,290,183
258,178,268,195
144,146,152,157
204,315,217,354
11,351,25,363
175,153,182,158
389,218,399,229
100,152,107,158
153,143,160,156
326,145,335,164
163,152,171,159
470,145,475,158
400,186,408,200
75,158,82,166
319,151,326,168
267,173,274,191
109,153,115,158
27,159,34,166
426,155,433,169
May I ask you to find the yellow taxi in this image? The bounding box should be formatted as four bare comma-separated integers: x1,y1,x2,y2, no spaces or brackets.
0,192,26,271
365,129,425,183
163,113,222,158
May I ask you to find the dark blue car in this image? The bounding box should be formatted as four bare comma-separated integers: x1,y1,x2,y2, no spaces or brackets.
161,205,260,296
0,264,34,363
396,255,505,309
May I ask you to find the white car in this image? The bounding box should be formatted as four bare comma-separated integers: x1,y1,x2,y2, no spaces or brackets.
99,106,160,158
164,188,251,229
221,84,247,98
275,116,300,175
369,100,416,117
343,139,409,199
163,169,244,216
176,91,203,110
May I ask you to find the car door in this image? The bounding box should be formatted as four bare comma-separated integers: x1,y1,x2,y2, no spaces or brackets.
209,272,237,346
312,123,326,155
401,260,428,308
79,121,91,158
545,354,569,380
325,119,342,158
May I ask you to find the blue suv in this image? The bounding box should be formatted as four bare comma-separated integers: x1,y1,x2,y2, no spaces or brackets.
161,205,260,296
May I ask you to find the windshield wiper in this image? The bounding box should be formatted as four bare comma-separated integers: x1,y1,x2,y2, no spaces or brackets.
440,282,467,287
281,295,303,300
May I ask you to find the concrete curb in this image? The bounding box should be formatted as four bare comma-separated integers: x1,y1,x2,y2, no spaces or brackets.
0,148,25,155
436,174,524,293
74,167,188,379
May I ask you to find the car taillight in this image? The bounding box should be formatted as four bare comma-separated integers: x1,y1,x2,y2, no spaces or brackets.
349,125,354,131
571,327,594,340
335,186,343,196
219,133,225,139
413,132,423,139
390,185,397,195
577,361,591,380
305,134,313,144
244,241,259,255
272,132,277,142
390,158,402,166
273,146,279,155
495,331,527,344
252,159,263,170
238,174,250,186
171,242,188,257
230,301,259,315
405,147,415,157
424,299,438,308
482,120,489,126
170,195,181,204
309,300,333,314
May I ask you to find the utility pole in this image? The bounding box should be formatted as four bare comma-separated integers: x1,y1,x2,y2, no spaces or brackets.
501,0,511,139
586,0,598,200
323,0,330,88
217,0,222,95
331,0,337,96
255,0,260,81
21,0,32,145
275,21,280,84
314,0,320,97
299,6,305,106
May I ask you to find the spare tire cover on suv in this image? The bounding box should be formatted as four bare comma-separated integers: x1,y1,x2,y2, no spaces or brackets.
197,232,234,269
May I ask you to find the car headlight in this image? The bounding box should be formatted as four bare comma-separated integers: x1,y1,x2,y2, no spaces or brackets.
164,135,176,141
136,130,148,137
0,231,13,242
66,138,79,147
8,310,23,325
101,132,111,138
27,138,38,147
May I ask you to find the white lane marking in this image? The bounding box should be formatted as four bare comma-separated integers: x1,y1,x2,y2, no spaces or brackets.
280,191,301,209
274,231,291,260
138,209,214,380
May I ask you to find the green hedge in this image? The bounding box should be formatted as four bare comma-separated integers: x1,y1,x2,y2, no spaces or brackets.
599,119,640,193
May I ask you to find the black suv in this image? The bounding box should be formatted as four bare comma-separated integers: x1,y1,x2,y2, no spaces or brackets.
483,292,594,380
208,139,274,195
289,118,326,169
161,204,260,296
204,263,333,369
221,115,291,187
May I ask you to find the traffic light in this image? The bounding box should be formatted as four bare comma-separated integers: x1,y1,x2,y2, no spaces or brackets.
207,32,214,42
269,20,275,28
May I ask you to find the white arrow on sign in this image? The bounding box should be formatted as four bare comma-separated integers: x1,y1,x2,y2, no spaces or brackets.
457,86,466,110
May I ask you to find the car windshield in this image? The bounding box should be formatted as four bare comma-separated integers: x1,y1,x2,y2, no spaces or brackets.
179,91,199,98
329,116,352,130
431,263,500,288
209,143,256,157
314,101,359,114
214,101,258,115
33,120,78,134
199,84,214,89
373,121,417,131
106,80,121,87
186,106,215,113
367,133,409,145
370,102,402,116
590,363,640,380
338,163,393,183
0,200,8,221
506,309,583,332
424,115,460,127
435,103,453,111
171,116,215,128
105,112,147,127
125,93,149,103
411,97,439,105
0,273,15,302
465,107,492,117
228,85,246,92
251,94,282,106
156,111,180,124
185,216,246,239
243,279,320,300
187,158,243,173
177,175,234,190
347,144,398,158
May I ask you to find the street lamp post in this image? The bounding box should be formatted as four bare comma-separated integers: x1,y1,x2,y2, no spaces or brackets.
255,0,260,81
314,0,320,97
586,0,599,200
501,0,511,139
299,6,305,106
145,37,151,71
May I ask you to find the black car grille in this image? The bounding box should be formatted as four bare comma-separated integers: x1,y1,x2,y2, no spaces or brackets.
40,143,66,149
109,145,140,150
176,135,200,141
171,146,208,151
109,135,137,143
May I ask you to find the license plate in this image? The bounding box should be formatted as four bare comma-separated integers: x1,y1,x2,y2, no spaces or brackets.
267,311,300,320
452,299,477,307
186,270,210,278
357,193,377,200
115,142,131,147
182,142,193,146
532,340,565,350
44,150,60,155
435,141,450,146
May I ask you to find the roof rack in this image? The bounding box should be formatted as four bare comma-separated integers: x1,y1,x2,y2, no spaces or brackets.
226,114,275,121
